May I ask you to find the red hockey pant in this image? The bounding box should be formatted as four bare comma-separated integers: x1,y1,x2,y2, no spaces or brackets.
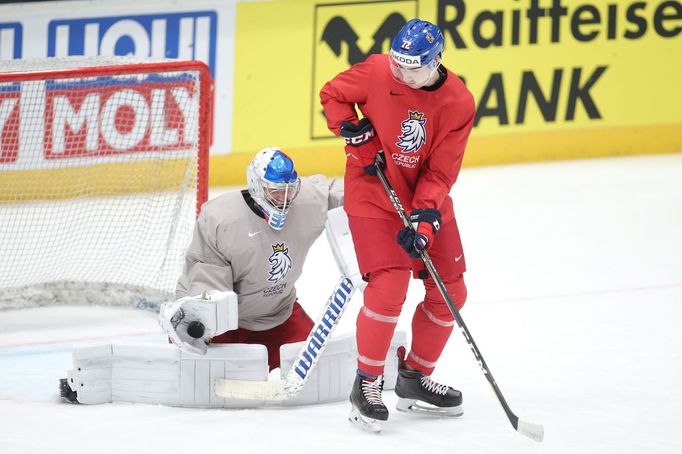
349,215,468,376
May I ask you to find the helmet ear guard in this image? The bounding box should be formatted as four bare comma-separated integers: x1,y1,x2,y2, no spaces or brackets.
247,148,301,230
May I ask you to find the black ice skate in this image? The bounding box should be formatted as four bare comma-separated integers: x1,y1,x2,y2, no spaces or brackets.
348,373,389,433
394,346,463,417
59,378,79,404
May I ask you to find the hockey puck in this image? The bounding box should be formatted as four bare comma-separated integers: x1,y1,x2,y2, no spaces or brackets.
187,321,205,339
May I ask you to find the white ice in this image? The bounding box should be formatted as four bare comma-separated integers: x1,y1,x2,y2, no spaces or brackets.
1,154,681,453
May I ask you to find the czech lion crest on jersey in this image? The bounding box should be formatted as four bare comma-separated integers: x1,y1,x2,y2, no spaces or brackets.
396,110,427,153
268,243,292,283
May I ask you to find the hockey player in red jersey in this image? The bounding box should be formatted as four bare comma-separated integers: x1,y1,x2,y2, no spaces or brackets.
320,18,475,431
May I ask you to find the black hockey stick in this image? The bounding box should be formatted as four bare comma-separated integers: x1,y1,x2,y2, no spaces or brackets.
373,153,544,443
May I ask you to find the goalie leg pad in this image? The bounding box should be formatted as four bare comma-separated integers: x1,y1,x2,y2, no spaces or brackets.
326,207,366,291
280,330,406,406
66,342,269,408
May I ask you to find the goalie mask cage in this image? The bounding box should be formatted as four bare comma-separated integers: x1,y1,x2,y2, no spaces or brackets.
0,58,212,310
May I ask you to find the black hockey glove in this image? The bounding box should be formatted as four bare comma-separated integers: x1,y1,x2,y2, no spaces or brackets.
397,208,442,258
340,118,383,176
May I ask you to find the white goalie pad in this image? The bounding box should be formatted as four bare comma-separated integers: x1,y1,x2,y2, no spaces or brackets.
158,290,238,355
280,330,406,406
326,207,366,291
65,342,270,408
65,334,407,408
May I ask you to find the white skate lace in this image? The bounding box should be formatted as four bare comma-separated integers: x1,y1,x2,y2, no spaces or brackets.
362,377,384,405
420,375,449,395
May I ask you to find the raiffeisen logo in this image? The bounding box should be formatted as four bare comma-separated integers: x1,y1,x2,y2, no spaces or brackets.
47,12,217,76
0,22,22,60
311,1,418,139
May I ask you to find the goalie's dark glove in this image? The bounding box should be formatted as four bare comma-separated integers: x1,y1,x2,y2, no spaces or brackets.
340,118,383,176
397,208,442,258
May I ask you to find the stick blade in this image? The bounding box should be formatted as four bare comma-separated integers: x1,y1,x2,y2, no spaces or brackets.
214,378,285,401
516,419,544,442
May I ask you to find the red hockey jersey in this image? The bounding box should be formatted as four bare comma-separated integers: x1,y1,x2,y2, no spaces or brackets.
320,54,475,222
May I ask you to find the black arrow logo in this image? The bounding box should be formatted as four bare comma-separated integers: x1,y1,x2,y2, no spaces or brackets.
321,13,407,65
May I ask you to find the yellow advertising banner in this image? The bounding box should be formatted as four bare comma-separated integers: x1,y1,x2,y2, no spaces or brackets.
216,0,681,185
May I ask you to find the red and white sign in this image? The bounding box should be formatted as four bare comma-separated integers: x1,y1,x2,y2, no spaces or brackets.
0,87,20,163
43,80,198,159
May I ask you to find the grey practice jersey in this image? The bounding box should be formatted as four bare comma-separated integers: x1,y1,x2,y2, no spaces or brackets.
176,175,344,331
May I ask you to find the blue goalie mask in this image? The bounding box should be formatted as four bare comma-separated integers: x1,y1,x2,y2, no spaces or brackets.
389,18,444,89
247,148,301,230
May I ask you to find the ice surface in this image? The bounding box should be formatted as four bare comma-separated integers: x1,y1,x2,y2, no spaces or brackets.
1,154,681,453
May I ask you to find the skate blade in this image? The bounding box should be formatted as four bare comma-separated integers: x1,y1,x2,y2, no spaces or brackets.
348,408,384,433
396,398,463,417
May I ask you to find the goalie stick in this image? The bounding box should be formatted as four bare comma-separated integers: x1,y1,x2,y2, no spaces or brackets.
374,153,544,443
214,276,355,401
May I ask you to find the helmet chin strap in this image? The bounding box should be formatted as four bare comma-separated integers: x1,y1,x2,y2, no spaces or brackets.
421,65,441,88
412,58,442,88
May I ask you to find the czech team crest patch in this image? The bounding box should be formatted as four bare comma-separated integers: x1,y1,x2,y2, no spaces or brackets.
268,243,292,283
396,110,427,153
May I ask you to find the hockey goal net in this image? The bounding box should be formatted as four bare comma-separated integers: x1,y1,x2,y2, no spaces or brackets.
0,58,211,310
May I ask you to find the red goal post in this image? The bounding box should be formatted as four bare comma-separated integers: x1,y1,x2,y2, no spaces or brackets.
0,58,213,310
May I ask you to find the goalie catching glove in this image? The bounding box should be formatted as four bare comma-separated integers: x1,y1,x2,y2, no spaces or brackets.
158,291,238,355
397,208,442,259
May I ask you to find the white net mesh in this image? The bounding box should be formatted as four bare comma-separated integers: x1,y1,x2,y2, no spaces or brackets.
0,58,210,310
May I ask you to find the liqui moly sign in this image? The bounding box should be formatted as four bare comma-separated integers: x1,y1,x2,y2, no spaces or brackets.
44,77,198,158
0,74,200,165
